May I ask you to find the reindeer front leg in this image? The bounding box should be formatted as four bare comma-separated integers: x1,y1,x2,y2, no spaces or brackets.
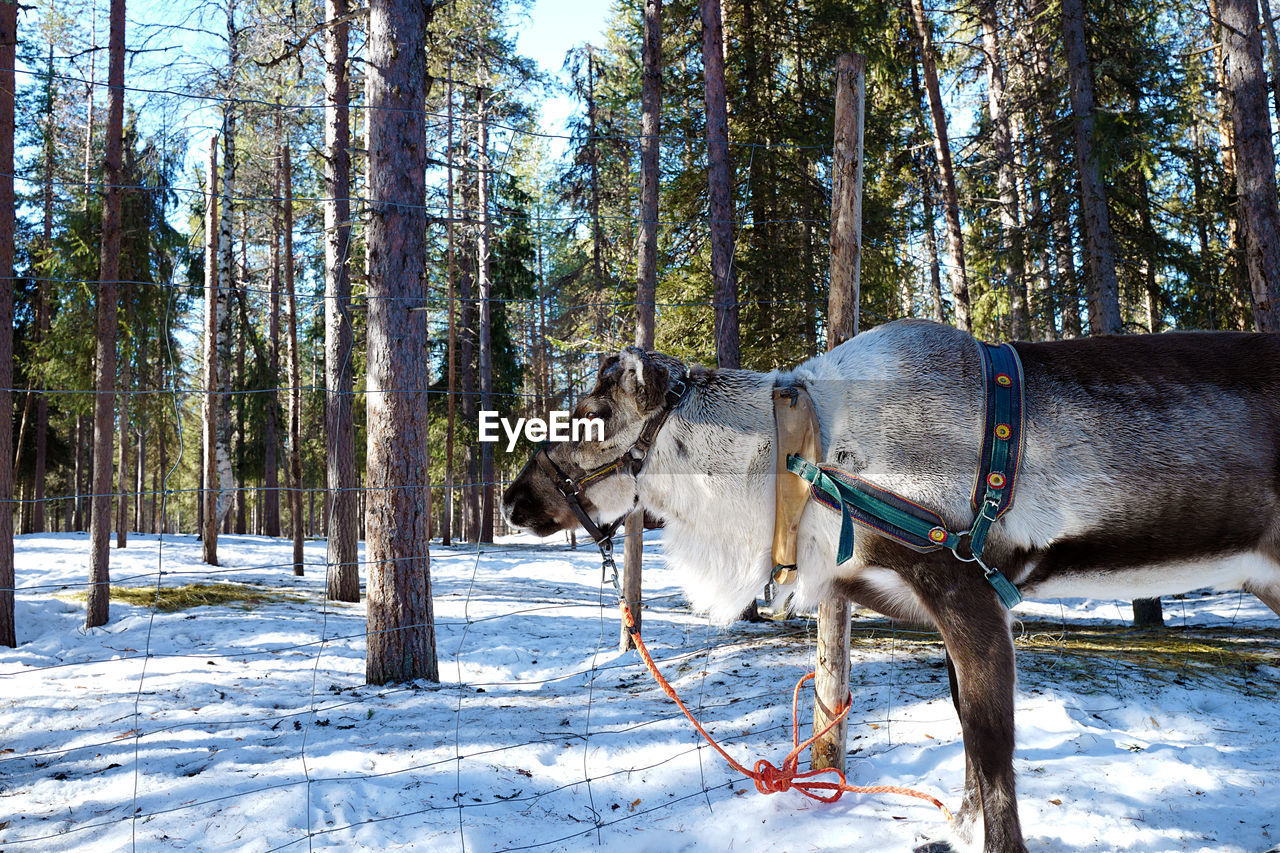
924,573,1026,853
945,653,982,829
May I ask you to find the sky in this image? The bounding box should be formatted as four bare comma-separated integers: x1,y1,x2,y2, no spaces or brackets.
511,0,614,155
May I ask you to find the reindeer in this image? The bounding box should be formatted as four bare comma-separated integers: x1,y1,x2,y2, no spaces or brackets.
503,318,1280,853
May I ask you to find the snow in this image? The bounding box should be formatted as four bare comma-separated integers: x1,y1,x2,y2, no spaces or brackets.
1,531,1277,852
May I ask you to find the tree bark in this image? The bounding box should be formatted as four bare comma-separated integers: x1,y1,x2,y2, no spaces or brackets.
34,45,54,534
1061,0,1122,335
365,0,439,685
1209,0,1250,323
87,0,126,629
0,0,17,646
908,0,971,331
1259,0,1280,129
213,124,236,542
202,135,221,565
622,0,663,653
701,0,740,367
264,111,282,539
476,87,495,545
442,66,457,548
115,290,132,547
586,48,607,362
1222,0,1280,330
284,145,304,576
325,0,359,600
234,222,247,536
979,0,1027,339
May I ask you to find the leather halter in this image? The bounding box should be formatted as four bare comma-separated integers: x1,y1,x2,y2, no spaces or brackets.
539,374,688,561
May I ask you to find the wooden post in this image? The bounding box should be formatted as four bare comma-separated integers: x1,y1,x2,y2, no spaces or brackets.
812,52,864,775
621,0,663,652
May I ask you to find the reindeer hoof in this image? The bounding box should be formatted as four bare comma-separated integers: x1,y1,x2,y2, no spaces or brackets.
912,843,956,853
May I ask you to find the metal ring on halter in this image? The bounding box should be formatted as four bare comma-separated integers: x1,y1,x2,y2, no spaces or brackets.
949,530,979,564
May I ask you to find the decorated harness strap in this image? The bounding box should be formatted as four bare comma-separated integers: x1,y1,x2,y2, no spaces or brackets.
970,341,1025,558
783,340,1024,610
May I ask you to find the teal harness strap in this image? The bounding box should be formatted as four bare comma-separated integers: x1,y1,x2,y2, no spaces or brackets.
969,342,1025,560
786,456,962,563
786,341,1024,610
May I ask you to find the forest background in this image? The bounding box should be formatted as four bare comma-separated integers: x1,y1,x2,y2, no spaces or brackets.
5,0,1280,632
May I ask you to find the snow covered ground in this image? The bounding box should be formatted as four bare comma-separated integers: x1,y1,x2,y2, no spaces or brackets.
1,531,1277,852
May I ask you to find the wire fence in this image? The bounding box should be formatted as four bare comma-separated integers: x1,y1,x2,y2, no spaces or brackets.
5,31,1280,853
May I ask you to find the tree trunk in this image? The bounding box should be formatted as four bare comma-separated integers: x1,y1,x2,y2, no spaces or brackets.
364,0,439,685
234,237,246,536
263,113,282,539
282,145,303,574
202,134,221,565
34,46,55,534
701,0,740,367
1259,0,1280,129
979,0,1027,339
213,4,239,543
1137,168,1161,332
115,298,131,548
87,0,126,629
476,87,495,545
214,113,236,541
1191,122,1218,327
135,426,144,533
1222,0,1280,330
0,0,16,646
83,0,96,210
1133,598,1165,628
586,48,607,361
909,61,945,325
1062,0,1122,335
443,68,457,548
1209,0,1251,322
621,0,663,653
324,0,359,600
908,0,971,331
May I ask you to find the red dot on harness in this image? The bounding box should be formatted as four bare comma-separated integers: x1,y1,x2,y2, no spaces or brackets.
928,527,947,543
988,472,1006,489
995,373,1012,387
995,423,1012,440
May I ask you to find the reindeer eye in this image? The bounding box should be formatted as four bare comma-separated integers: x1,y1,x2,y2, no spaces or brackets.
585,404,611,421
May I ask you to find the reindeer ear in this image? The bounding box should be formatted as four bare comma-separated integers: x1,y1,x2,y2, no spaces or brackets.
616,346,669,413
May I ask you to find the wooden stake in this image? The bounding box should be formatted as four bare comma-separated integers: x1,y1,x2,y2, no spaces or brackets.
813,52,864,774
621,0,663,653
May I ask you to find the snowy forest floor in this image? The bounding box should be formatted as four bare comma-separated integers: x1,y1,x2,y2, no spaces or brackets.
1,532,1278,852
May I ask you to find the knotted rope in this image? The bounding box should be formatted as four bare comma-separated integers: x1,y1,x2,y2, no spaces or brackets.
619,600,952,819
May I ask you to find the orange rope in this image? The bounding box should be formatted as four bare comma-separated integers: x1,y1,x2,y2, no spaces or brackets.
619,601,952,820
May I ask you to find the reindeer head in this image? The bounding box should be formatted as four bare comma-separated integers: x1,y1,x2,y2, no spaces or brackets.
503,347,684,538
